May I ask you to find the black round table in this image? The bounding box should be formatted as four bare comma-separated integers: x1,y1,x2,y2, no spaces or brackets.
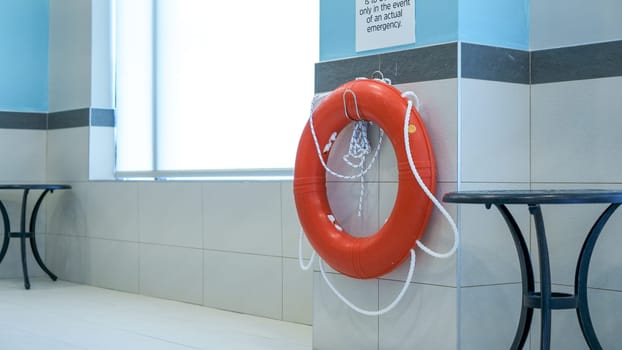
0,184,71,289
443,189,622,350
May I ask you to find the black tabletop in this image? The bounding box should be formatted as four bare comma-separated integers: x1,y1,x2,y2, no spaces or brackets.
0,184,71,190
443,189,622,205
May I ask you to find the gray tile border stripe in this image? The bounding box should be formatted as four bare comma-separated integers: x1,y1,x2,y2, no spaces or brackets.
0,112,47,130
315,43,458,93
315,54,380,93
48,108,90,129
531,40,622,84
379,43,458,85
0,108,116,130
2,40,621,130
461,43,530,84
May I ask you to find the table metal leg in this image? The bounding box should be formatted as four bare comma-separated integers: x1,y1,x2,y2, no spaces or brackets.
529,204,552,350
29,189,57,281
0,200,10,264
495,204,535,350
574,203,620,350
20,189,31,289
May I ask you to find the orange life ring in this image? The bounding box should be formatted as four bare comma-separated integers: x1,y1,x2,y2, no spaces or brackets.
294,79,437,279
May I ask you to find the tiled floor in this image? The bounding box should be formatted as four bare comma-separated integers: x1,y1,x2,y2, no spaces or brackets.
0,278,312,350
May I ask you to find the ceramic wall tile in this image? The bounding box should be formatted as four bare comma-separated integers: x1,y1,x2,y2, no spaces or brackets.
203,182,281,256
283,257,313,325
139,243,203,305
204,250,282,320
530,0,622,50
531,77,622,183
46,127,89,182
86,238,139,293
88,126,115,180
461,79,530,183
460,283,523,350
379,281,457,350
44,233,88,284
313,272,379,350
380,182,458,287
529,183,622,288
394,79,459,183
139,182,203,248
459,182,530,287
282,181,314,259
0,129,46,183
87,182,138,241
45,182,87,237
585,287,622,349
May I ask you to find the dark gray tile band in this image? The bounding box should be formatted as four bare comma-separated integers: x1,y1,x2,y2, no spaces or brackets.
379,43,458,84
1,108,116,130
315,43,458,92
315,55,380,93
48,108,90,129
0,112,47,130
461,43,530,84
531,40,622,84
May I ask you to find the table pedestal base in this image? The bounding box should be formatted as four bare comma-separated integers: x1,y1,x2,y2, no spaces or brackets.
494,203,619,350
0,189,59,289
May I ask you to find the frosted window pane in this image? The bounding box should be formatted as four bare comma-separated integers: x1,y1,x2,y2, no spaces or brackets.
115,0,154,172
156,0,318,171
116,0,318,173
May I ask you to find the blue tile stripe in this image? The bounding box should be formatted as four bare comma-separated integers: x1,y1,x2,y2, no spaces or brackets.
0,108,115,130
91,108,116,127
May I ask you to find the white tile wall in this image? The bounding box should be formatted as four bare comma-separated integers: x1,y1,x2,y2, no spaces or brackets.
586,287,622,350
379,281,457,350
381,182,458,287
46,182,87,236
587,200,622,291
42,179,314,325
139,243,203,304
139,182,203,248
531,77,622,183
461,79,530,183
283,257,313,324
203,182,282,256
395,79,459,183
282,181,314,259
204,250,282,320
86,182,138,241
313,272,379,350
530,0,622,50
0,129,46,183
88,126,115,180
86,237,139,293
459,182,530,287
44,234,88,284
46,127,89,182
460,284,523,350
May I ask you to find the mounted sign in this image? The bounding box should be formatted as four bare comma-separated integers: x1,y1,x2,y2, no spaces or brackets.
355,0,415,52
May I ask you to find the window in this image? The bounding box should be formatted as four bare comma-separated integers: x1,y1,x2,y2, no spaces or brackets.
114,0,319,179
